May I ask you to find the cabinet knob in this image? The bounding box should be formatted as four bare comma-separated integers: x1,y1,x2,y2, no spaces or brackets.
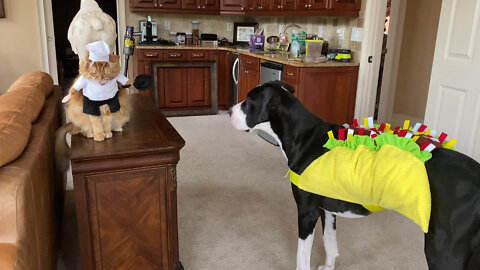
197,5,201,8
304,4,308,7
241,7,244,10
245,70,249,74
278,5,281,8
159,4,163,7
154,3,158,6
308,4,312,7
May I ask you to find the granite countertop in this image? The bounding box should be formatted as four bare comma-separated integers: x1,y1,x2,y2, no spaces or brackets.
136,45,359,68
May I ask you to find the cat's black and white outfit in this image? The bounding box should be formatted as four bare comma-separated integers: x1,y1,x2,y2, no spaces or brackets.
72,74,129,116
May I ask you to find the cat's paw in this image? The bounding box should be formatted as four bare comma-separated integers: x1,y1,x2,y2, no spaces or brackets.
93,133,105,141
83,130,94,138
113,127,123,132
105,131,113,139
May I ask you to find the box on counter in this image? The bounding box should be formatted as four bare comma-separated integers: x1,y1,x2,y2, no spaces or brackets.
250,35,265,52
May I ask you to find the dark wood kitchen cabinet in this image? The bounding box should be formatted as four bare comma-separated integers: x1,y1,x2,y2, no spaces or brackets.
220,0,245,12
138,50,164,98
297,66,358,124
330,0,361,10
296,0,327,10
271,0,295,11
132,0,158,8
156,66,212,109
238,55,260,101
183,0,219,11
71,94,185,270
211,51,229,110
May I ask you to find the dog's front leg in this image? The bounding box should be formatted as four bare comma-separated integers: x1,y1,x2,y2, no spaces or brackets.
318,211,338,270
296,210,319,270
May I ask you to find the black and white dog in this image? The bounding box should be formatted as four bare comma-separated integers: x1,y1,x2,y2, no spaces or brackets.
229,81,480,270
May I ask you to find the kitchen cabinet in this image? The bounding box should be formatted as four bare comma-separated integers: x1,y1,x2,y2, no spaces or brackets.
183,0,219,11
211,51,229,110
296,0,327,10
238,55,260,101
133,0,359,15
297,66,358,124
271,0,295,11
330,0,361,10
138,50,164,98
157,66,211,109
220,0,245,12
282,64,300,98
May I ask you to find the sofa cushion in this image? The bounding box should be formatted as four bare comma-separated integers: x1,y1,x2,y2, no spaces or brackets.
0,243,17,270
7,71,54,97
0,72,53,167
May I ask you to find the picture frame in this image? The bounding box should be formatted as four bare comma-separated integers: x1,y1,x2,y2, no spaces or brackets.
233,22,258,45
0,0,5,18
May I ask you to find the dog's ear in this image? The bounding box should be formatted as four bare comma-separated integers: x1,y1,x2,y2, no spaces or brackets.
258,89,280,123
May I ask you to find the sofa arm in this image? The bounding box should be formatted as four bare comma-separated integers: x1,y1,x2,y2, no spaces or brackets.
0,243,17,270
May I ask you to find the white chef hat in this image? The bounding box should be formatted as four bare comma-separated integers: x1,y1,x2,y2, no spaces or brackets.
86,41,110,63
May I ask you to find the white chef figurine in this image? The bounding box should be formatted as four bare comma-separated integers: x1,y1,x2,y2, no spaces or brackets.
62,40,128,117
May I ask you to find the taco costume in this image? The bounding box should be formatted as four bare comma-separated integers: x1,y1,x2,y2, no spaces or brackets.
289,118,457,233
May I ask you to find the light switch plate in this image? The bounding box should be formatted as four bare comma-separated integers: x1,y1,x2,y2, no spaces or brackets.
164,20,171,30
351,27,364,42
227,23,233,32
336,27,345,40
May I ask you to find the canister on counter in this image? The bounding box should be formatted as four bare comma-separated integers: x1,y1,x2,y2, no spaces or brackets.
186,33,193,45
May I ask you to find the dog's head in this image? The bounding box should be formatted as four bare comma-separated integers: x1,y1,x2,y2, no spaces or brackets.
230,80,295,131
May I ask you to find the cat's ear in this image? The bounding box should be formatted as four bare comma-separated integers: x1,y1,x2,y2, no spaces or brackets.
109,54,120,63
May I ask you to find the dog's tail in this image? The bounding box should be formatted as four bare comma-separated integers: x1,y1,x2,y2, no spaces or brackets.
55,122,73,173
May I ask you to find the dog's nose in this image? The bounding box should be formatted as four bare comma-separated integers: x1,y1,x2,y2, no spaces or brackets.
228,108,232,116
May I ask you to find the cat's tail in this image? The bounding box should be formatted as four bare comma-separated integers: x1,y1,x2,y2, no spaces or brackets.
55,122,73,174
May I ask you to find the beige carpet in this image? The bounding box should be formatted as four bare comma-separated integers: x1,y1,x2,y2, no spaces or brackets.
58,114,429,270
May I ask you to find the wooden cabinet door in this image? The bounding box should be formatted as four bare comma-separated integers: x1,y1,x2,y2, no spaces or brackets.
187,67,211,107
238,66,259,101
298,67,358,124
330,0,361,10
158,0,182,9
271,0,282,10
221,0,245,11
297,0,327,10
138,60,153,98
255,0,270,10
160,67,189,108
182,0,200,9
282,65,300,98
282,0,295,10
212,51,229,110
132,0,158,8
202,0,220,10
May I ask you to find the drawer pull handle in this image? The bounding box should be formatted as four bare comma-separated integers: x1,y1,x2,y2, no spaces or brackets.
169,53,181,58
192,54,204,57
145,53,157,57
247,61,252,64
287,72,294,76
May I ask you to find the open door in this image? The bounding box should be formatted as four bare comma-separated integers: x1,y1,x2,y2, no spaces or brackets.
425,0,480,161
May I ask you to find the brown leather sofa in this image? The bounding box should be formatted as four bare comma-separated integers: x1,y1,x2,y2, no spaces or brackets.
0,72,64,270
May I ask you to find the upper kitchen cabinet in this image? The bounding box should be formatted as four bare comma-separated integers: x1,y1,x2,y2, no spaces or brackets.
270,0,295,11
220,0,245,12
183,0,219,11
296,0,327,10
330,0,361,10
132,0,158,8
131,0,185,12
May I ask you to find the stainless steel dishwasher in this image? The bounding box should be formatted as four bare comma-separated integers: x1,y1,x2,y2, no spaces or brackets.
258,61,283,146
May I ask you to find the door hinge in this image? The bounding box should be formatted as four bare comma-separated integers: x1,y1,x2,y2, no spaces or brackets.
368,56,373,63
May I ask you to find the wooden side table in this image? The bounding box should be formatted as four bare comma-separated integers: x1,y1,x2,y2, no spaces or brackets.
71,94,185,270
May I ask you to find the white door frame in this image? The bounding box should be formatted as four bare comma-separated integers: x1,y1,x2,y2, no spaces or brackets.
354,0,388,119
377,0,408,123
38,0,59,84
116,0,127,68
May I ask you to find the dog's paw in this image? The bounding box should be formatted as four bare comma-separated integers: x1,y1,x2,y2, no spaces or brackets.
317,265,335,270
93,133,105,141
105,131,113,139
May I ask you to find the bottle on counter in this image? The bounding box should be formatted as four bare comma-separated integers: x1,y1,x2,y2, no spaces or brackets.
291,34,300,58
192,20,200,45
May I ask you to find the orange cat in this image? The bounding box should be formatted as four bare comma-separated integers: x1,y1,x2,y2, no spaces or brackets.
65,53,131,141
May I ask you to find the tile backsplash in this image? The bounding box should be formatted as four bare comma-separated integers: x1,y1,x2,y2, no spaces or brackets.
126,0,364,61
